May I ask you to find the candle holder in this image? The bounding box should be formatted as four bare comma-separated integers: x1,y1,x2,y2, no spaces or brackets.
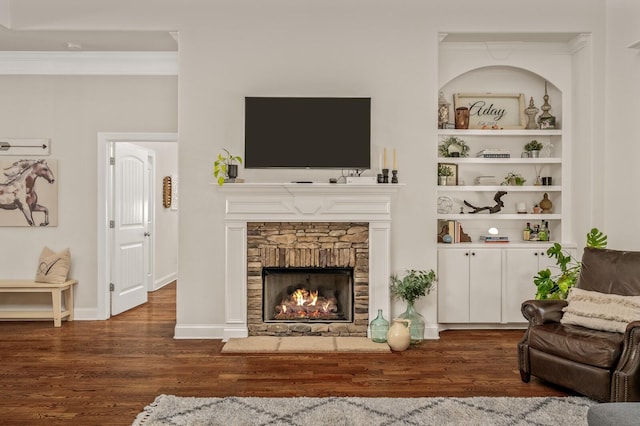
382,169,389,183
391,170,398,184
377,173,384,183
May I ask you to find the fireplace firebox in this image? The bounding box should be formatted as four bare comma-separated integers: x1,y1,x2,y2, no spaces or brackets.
262,267,354,323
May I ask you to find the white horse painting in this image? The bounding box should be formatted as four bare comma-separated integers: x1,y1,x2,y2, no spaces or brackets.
0,159,58,227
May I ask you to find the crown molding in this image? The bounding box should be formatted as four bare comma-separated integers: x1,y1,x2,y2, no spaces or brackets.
0,51,178,75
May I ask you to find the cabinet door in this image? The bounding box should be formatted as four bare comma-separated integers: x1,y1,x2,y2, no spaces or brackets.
504,249,546,323
469,249,502,322
437,249,470,323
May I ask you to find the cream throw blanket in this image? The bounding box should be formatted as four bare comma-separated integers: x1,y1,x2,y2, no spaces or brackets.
561,287,640,333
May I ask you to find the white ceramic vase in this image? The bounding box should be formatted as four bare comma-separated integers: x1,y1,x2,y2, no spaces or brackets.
387,318,411,351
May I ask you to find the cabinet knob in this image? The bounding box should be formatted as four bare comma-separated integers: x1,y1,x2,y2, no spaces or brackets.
465,252,469,256
534,252,538,256
471,252,476,256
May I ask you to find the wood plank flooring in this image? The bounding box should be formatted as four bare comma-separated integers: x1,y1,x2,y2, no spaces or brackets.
0,282,571,425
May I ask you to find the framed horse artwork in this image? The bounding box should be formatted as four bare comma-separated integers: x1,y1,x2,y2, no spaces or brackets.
0,158,58,227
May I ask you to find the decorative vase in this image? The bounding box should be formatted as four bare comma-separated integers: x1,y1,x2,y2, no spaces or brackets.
387,318,411,351
529,150,540,158
398,300,426,343
227,164,238,181
438,176,447,186
455,107,470,129
369,309,389,343
540,193,553,213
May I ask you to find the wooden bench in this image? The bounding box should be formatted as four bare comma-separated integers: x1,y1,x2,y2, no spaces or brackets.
0,279,77,327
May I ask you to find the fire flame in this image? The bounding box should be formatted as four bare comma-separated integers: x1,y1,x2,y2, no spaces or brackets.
274,287,339,320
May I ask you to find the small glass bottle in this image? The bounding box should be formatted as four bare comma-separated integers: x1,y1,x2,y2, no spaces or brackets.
538,221,547,241
523,222,531,241
545,221,551,241
530,225,539,241
369,309,389,343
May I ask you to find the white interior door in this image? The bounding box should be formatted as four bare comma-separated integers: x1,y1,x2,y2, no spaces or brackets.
111,143,150,315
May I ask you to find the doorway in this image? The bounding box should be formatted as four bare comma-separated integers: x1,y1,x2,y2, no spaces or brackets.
97,132,178,319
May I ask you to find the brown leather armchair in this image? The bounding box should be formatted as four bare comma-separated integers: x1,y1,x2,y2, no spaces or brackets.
518,247,640,402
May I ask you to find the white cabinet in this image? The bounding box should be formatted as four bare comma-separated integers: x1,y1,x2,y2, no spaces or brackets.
503,247,556,323
437,248,501,323
503,246,577,323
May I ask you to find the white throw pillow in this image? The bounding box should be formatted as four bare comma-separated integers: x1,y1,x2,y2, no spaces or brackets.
561,287,640,333
35,247,71,284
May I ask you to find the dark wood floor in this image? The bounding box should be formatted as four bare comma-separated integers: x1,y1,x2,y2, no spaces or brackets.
0,282,571,425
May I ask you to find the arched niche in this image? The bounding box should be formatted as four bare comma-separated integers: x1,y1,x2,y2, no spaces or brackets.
439,65,563,127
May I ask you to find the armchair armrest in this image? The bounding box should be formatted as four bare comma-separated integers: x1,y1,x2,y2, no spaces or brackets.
612,320,640,401
521,299,568,326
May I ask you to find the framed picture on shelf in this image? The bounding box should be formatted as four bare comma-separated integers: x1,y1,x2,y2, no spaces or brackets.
454,93,526,129
438,162,458,186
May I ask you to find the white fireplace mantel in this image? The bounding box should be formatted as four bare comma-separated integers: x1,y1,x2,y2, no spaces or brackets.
219,183,402,340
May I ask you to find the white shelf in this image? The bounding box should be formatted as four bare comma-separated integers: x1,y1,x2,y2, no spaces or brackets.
438,157,561,164
437,214,561,220
438,241,556,249
438,129,562,136
437,185,561,192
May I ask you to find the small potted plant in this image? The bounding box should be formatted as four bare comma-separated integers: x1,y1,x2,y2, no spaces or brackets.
524,140,544,158
439,136,470,158
390,269,437,343
503,172,526,186
214,149,243,186
438,164,453,186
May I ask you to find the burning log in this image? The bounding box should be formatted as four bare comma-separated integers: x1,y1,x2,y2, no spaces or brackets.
273,287,339,320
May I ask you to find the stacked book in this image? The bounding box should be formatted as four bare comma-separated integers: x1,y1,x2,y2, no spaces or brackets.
474,175,498,185
477,149,511,158
479,235,510,243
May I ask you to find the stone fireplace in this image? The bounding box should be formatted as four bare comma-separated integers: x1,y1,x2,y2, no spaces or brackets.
247,222,368,336
219,183,399,341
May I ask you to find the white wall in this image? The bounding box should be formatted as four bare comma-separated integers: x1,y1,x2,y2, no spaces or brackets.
0,76,177,313
2,0,637,335
604,0,640,249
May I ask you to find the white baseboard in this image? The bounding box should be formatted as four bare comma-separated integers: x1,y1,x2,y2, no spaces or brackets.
424,325,440,340
153,272,177,291
73,307,103,320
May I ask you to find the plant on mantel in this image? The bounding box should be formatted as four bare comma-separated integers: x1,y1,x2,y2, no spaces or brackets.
214,149,242,186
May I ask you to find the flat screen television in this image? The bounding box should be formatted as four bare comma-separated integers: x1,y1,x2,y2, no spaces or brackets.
244,96,371,169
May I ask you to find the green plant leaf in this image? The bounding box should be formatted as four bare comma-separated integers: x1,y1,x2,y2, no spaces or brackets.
533,228,608,300
586,228,607,248
390,269,436,304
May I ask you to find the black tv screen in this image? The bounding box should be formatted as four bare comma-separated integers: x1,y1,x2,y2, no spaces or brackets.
244,97,371,169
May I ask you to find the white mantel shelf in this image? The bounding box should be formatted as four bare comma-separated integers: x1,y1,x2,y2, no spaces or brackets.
217,181,402,341
218,182,404,193
218,182,404,222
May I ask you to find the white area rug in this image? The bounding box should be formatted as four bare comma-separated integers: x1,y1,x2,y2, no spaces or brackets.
132,395,596,425
221,336,391,353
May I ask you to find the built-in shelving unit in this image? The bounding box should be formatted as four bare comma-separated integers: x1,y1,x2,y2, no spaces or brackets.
435,32,581,328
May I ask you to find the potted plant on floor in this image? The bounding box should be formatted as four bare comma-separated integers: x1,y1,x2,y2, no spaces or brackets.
390,269,437,343
214,149,243,186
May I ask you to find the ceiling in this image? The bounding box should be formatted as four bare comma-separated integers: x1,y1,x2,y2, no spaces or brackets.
0,27,177,51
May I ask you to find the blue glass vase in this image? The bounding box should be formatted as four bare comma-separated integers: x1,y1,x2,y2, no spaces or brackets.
398,301,425,343
369,309,389,343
